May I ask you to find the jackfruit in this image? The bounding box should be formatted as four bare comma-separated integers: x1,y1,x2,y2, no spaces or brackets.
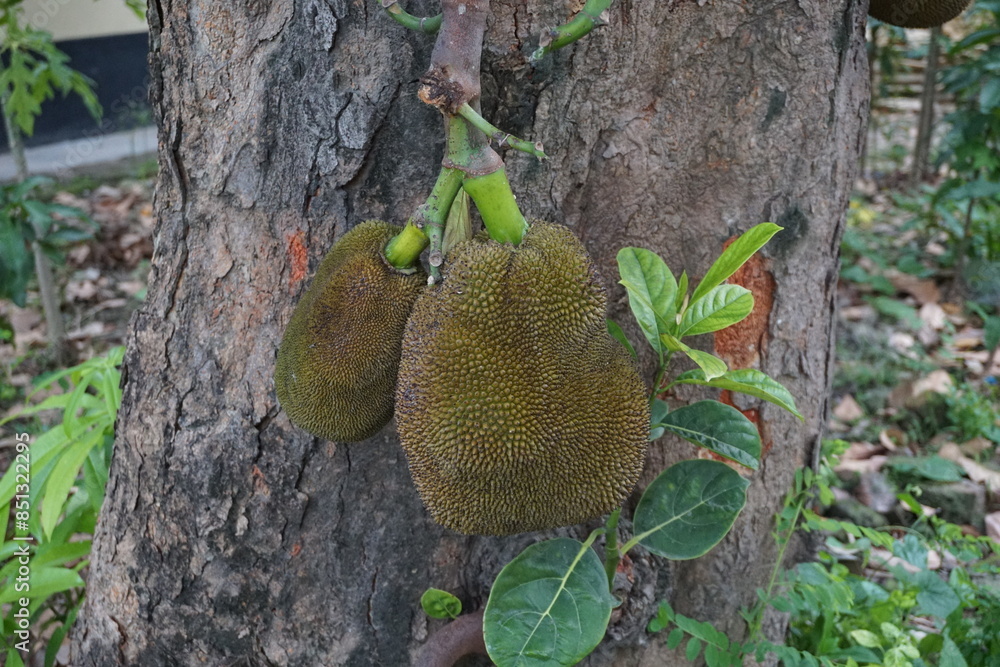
276,220,426,442
868,0,970,28
395,221,650,535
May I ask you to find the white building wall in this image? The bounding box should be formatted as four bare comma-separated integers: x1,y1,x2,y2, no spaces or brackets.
20,0,146,41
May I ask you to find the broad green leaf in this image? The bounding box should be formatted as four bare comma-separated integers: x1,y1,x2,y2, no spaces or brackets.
886,456,963,483
913,571,960,618
606,319,637,359
983,315,1000,351
484,537,616,666
649,398,669,441
939,636,968,667
690,223,782,303
632,460,749,560
420,588,462,620
980,77,1000,113
679,285,753,337
672,368,802,419
657,401,761,469
618,247,678,355
667,628,685,649
661,333,728,381
849,630,880,649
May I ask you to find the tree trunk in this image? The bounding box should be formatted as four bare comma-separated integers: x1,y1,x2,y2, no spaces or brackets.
73,0,868,665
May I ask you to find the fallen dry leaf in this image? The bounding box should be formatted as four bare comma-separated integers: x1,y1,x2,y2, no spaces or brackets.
919,303,947,329
939,442,1000,493
845,441,885,460
834,395,865,422
879,428,904,451
913,369,954,395
960,437,994,458
889,331,917,353
889,271,941,305
835,455,888,476
840,304,876,321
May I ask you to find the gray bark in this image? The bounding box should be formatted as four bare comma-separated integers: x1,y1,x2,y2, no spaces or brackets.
72,0,869,665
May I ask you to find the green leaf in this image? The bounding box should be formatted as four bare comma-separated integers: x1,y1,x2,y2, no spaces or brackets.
913,571,960,618
686,637,703,662
647,600,671,633
420,588,462,620
939,636,968,667
666,627,685,649
40,429,103,538
649,398,669,441
657,401,761,470
632,460,749,560
617,247,678,355
661,333,728,381
980,77,1000,113
0,566,83,604
679,285,754,337
675,271,689,313
849,630,881,649
885,456,963,483
484,537,617,667
983,315,1000,351
690,223,782,304
606,319,637,359
672,368,802,419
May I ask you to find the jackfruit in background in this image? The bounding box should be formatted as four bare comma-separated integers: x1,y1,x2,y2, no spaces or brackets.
396,221,650,536
276,220,426,442
868,0,971,28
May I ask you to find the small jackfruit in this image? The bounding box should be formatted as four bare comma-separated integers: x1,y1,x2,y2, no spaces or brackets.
395,222,650,535
868,0,970,28
276,220,426,442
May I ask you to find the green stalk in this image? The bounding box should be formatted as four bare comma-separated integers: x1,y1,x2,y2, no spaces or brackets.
456,103,546,160
384,221,429,271
381,1,442,33
603,507,622,589
413,165,465,281
530,0,613,64
463,168,528,245
0,90,66,357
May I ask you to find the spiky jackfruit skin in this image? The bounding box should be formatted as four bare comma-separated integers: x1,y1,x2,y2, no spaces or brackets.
276,220,426,442
396,222,650,535
869,0,970,28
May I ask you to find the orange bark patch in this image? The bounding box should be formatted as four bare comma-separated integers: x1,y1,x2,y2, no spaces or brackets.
713,239,775,370
714,236,777,460
287,230,309,289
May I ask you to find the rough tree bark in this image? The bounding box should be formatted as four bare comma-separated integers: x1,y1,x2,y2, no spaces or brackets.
73,0,869,664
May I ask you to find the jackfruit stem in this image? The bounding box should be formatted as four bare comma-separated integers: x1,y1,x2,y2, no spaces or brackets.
379,0,441,34
384,222,429,270
456,103,547,160
414,165,465,281
603,507,622,588
530,0,613,64
463,168,528,245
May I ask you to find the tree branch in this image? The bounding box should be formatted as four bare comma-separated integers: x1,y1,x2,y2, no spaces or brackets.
418,0,489,114
415,610,487,667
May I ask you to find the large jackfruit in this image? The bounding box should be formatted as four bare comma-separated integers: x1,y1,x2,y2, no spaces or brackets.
868,0,970,28
276,220,425,442
396,222,650,535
